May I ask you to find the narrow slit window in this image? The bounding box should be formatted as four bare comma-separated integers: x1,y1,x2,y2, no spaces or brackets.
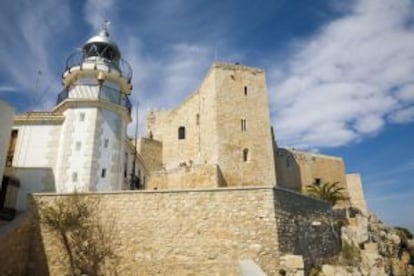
178,126,186,140
75,141,82,151
196,114,200,125
79,112,85,121
243,148,249,162
104,139,109,148
101,168,106,178
244,86,248,96
241,119,247,131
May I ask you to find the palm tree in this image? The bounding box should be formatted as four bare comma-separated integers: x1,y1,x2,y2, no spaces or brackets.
305,181,348,206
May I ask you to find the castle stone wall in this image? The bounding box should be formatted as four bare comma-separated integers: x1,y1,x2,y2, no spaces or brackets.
146,63,276,187
138,137,163,172
148,164,226,189
273,188,341,271
0,214,33,276
215,64,276,187
147,67,219,170
346,173,368,213
276,149,349,200
30,187,280,275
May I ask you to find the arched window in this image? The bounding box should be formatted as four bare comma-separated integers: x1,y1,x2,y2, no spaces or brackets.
243,148,249,162
178,126,186,140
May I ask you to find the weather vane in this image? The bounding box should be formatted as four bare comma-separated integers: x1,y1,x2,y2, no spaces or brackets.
101,20,111,33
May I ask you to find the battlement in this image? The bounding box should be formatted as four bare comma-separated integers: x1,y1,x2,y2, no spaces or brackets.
211,62,264,74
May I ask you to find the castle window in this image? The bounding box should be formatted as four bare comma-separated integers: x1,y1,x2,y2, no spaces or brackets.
104,139,109,148
244,86,248,96
79,112,85,121
178,126,186,140
75,141,82,151
101,168,106,178
314,178,321,186
196,114,200,125
72,172,78,182
241,119,247,131
243,148,249,162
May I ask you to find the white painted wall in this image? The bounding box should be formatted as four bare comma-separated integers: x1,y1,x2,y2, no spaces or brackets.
13,124,61,168
13,167,54,210
0,100,14,180
55,107,98,192
55,104,129,192
94,108,126,191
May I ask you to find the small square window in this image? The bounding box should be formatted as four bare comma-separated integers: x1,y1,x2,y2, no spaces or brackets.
101,169,106,178
72,172,78,182
79,112,85,121
178,126,186,140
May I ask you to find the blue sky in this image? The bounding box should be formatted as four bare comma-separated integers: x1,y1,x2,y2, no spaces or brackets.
0,0,413,231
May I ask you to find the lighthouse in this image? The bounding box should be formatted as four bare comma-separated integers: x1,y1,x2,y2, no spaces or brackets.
54,25,133,192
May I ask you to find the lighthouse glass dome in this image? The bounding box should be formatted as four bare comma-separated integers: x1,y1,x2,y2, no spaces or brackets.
64,30,132,83
57,28,133,114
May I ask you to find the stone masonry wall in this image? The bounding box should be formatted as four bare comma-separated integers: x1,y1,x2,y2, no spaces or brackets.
148,164,227,189
274,187,341,271
0,214,33,276
146,63,276,188
30,187,280,275
346,173,367,213
276,149,350,203
215,63,276,187
138,137,163,172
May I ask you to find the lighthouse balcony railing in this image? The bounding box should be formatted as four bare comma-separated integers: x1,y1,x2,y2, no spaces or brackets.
64,50,132,83
56,84,132,115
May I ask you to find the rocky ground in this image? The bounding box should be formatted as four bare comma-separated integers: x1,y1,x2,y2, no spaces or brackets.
314,210,414,276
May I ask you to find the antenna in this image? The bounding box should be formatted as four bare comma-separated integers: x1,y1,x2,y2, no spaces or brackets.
35,70,42,91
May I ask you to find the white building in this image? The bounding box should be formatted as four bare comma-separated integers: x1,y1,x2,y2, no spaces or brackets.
5,27,146,209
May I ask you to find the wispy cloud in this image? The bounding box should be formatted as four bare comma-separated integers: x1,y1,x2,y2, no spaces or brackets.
83,0,116,31
0,85,19,92
0,0,71,110
268,0,414,149
389,106,414,124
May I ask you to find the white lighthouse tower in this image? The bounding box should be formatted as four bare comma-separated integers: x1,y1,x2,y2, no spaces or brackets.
54,24,133,192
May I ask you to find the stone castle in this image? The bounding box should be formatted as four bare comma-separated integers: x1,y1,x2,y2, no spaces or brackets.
0,27,399,276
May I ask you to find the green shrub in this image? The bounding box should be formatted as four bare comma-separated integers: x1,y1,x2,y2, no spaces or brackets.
341,240,361,265
38,193,118,276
